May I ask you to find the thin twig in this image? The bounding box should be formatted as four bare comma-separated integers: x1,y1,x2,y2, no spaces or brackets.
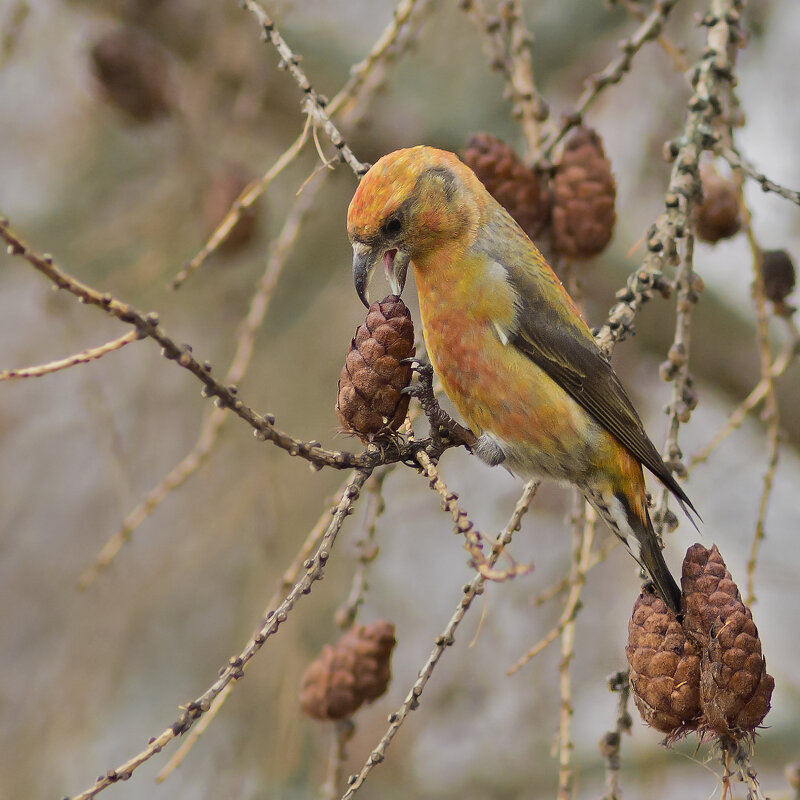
240,0,371,178
339,481,538,799
0,330,139,381
415,449,533,581
614,0,690,72
66,468,371,800
542,0,683,161
719,144,800,207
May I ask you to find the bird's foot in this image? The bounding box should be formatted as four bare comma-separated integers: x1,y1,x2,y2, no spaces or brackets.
400,358,477,452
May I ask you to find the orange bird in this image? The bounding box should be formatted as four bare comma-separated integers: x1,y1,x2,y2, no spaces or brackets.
347,145,697,614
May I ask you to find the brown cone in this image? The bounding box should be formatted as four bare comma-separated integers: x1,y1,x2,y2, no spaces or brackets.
463,133,551,240
761,249,796,316
202,167,260,252
90,28,174,122
336,296,415,441
696,167,741,244
626,586,701,736
551,127,616,259
681,544,774,738
300,621,397,721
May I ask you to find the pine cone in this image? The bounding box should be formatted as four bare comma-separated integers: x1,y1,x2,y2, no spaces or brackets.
336,296,415,441
682,544,774,738
761,249,796,316
202,167,259,252
300,621,397,721
551,127,616,259
696,167,741,244
90,28,174,122
463,133,550,240
626,587,701,736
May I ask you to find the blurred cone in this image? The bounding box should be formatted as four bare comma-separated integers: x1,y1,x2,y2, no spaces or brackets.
90,27,174,122
551,126,616,259
696,167,741,244
300,621,397,721
761,249,796,316
463,133,551,240
336,296,415,441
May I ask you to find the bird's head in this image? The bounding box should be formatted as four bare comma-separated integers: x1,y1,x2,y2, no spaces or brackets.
347,146,482,306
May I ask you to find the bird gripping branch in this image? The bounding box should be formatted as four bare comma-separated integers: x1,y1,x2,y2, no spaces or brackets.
347,145,697,615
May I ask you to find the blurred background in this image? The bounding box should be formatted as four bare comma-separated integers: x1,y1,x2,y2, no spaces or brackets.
1,0,799,798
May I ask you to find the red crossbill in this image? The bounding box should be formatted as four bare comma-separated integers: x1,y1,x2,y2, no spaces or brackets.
347,145,697,615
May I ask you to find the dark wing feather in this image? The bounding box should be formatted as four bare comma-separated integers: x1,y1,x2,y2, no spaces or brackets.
506,271,699,520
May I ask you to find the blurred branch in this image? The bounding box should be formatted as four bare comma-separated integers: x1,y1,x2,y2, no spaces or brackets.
593,0,744,358
599,670,632,800
740,200,780,607
340,480,539,799
67,468,371,800
542,0,682,161
170,126,309,288
556,499,596,800
240,0,371,177
335,470,389,630
0,330,139,381
157,474,358,780
688,316,800,468
78,174,322,588
507,498,595,676
322,720,356,800
614,0,690,72
460,0,549,160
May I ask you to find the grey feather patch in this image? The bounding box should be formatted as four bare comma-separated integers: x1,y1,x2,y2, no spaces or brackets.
473,434,506,466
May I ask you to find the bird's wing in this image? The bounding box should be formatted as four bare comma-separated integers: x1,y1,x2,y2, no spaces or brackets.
501,255,698,519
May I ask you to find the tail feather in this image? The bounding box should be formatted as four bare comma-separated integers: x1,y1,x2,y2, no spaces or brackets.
585,488,682,617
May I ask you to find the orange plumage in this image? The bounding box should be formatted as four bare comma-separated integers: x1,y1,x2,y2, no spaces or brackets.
347,146,697,614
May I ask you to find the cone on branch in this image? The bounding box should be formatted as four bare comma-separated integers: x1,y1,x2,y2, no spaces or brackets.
627,544,774,742
761,249,796,316
463,133,551,240
300,620,397,722
626,587,701,737
696,167,741,244
336,295,415,441
682,544,774,739
90,27,174,122
551,126,616,259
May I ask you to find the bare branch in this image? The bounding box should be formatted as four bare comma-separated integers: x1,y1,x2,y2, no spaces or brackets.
66,468,371,800
0,330,139,381
339,480,538,798
719,144,800,207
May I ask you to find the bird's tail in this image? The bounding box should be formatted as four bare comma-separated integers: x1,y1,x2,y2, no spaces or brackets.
585,489,682,617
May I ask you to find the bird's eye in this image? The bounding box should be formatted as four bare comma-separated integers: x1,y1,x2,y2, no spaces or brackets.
382,216,402,235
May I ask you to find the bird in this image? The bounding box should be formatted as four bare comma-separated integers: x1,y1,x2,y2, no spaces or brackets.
346,145,697,615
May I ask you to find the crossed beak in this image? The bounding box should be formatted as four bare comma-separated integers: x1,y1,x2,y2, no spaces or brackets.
352,242,410,308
